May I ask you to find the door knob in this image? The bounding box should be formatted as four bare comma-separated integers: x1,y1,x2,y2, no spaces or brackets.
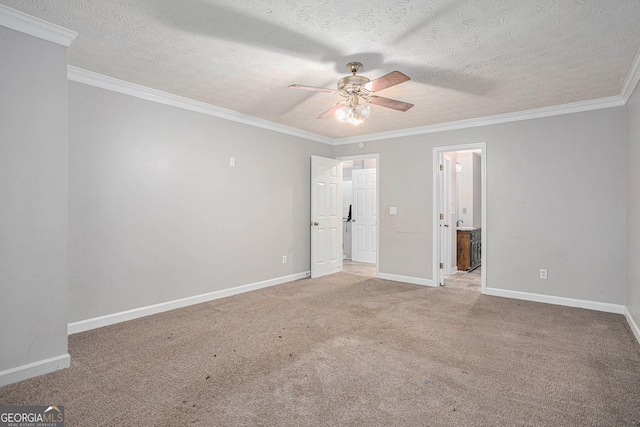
310,221,319,226
444,224,449,227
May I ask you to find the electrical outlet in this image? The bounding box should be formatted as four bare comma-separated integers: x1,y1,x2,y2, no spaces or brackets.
540,269,548,280
230,157,235,166
390,207,397,215
282,256,287,264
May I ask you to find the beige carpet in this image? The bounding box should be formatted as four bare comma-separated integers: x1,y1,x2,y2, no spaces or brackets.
2,273,640,426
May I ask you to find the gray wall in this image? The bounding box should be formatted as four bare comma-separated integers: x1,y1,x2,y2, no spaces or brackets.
627,82,640,327
334,107,627,304
68,82,331,322
456,151,482,228
0,27,69,372
457,151,475,227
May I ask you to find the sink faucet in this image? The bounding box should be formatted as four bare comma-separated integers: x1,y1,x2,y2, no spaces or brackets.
456,220,464,227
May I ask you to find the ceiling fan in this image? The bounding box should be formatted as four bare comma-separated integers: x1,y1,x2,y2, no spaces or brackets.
288,62,414,125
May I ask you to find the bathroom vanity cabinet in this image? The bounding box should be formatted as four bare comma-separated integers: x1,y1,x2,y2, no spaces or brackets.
457,228,481,271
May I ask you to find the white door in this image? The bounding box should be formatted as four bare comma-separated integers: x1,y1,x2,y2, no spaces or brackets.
311,155,343,278
351,168,377,263
437,155,453,284
437,153,446,286
443,156,453,275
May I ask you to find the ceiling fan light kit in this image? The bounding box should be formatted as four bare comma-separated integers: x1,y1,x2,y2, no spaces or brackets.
289,62,414,125
336,103,370,125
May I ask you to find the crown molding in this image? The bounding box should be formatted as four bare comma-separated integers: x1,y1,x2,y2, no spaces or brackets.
333,96,626,145
621,47,640,103
68,59,635,147
67,66,333,145
0,4,77,47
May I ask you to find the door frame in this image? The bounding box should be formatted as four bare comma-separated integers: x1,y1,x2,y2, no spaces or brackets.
336,153,380,278
432,143,487,293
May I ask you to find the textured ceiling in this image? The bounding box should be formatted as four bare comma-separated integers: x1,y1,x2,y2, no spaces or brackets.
2,0,640,139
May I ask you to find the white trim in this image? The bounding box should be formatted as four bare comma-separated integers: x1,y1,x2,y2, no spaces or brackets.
377,272,436,287
0,353,70,387
333,97,625,145
433,143,487,293
336,154,380,278
625,307,640,345
68,271,309,334
449,267,458,275
65,44,639,146
621,47,640,103
0,4,77,47
479,146,487,293
67,66,332,145
432,152,441,287
67,59,638,147
485,287,625,314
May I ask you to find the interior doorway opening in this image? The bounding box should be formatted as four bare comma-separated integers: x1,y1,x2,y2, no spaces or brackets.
433,144,486,293
338,154,379,278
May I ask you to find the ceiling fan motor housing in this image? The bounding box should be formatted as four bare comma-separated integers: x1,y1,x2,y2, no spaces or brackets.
337,75,370,91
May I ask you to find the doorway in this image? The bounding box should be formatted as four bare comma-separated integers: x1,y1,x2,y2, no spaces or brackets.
337,154,379,277
433,143,486,293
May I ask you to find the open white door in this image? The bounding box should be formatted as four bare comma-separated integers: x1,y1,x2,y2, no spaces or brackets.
351,168,377,263
311,155,343,278
443,156,453,275
437,152,446,286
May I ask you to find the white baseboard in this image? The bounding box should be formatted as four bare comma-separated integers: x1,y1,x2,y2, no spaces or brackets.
449,267,458,275
0,353,70,387
68,271,310,335
625,307,640,345
485,287,626,314
377,272,436,287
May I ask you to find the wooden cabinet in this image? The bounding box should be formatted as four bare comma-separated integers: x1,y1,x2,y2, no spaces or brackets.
457,228,481,272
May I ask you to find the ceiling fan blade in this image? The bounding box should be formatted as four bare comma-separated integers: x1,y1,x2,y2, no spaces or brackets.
317,101,346,119
364,71,410,92
288,84,337,94
369,96,414,112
